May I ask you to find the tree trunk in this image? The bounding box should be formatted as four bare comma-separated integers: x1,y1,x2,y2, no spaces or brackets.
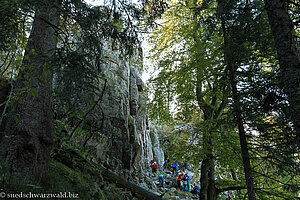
199,130,216,200
207,158,217,200
219,14,257,200
200,158,209,200
196,68,219,200
0,78,10,134
0,2,60,181
228,62,256,200
264,0,300,136
199,155,216,200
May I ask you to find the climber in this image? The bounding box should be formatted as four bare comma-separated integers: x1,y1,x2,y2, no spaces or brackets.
163,159,168,171
177,173,183,189
185,174,191,192
150,162,158,175
158,174,165,187
182,174,187,191
191,183,200,196
172,162,178,174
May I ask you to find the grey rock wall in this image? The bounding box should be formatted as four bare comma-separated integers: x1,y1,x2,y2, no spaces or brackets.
150,125,165,168
85,42,163,181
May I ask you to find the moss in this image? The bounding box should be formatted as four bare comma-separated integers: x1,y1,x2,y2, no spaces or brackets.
0,148,144,200
128,114,134,127
40,160,104,200
0,160,105,200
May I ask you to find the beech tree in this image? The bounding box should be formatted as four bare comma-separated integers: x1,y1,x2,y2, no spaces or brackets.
147,1,237,199
147,0,299,199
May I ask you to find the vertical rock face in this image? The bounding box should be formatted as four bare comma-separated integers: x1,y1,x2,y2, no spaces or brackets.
150,124,165,168
85,42,164,179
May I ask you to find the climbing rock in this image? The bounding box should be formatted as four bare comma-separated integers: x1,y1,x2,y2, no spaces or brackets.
166,174,172,179
81,44,162,180
150,125,165,168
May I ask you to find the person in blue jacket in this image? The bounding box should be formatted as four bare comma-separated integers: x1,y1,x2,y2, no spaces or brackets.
158,174,165,187
172,162,178,174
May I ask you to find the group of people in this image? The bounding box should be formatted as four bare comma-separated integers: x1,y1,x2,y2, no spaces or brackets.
177,172,190,191
149,160,201,196
177,172,200,196
150,161,165,187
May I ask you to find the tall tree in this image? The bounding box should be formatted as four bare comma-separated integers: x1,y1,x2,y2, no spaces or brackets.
0,1,60,180
147,1,232,199
263,0,300,137
220,19,257,200
216,0,257,199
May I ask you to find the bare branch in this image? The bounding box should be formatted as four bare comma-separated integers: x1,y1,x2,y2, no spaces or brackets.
68,79,107,140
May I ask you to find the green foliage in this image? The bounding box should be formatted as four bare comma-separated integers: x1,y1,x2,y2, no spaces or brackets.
147,0,299,199
0,0,23,51
146,2,246,198
0,0,30,76
217,0,299,198
147,0,227,123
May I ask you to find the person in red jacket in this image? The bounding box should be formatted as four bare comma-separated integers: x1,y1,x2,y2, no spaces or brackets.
150,162,158,175
177,173,183,189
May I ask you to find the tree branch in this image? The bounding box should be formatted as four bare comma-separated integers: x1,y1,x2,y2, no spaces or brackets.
68,79,107,140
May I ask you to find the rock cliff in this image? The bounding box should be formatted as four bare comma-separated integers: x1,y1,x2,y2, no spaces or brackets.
84,41,164,181
0,40,164,186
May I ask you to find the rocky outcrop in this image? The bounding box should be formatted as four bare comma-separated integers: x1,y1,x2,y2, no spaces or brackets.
84,41,164,180
149,123,165,168
0,42,164,183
